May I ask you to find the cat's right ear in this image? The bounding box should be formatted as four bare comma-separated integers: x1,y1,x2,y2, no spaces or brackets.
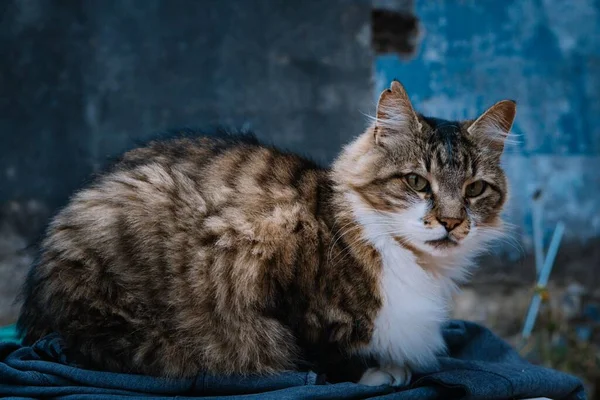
467,100,517,153
374,80,422,145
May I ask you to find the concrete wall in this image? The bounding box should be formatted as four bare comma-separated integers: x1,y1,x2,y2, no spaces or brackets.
0,0,375,212
375,0,600,254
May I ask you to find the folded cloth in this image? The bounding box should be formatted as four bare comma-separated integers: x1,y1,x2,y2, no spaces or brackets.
0,320,586,400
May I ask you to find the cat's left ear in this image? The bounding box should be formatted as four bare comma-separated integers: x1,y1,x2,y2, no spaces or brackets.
467,100,517,153
374,80,422,145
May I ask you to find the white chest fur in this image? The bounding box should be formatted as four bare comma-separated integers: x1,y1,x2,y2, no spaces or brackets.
364,236,449,370
347,193,453,371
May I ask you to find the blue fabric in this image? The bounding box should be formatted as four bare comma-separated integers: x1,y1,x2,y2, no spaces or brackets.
0,320,586,399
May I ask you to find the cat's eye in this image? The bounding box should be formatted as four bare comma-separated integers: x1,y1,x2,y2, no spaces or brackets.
466,180,487,197
405,173,429,192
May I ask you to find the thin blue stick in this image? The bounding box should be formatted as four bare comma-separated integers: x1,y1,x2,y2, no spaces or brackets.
532,191,544,276
521,222,565,339
539,222,565,286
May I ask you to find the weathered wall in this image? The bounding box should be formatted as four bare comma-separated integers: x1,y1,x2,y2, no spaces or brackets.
375,0,600,252
0,0,374,212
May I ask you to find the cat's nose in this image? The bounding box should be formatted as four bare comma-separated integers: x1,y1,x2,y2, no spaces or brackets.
437,217,464,232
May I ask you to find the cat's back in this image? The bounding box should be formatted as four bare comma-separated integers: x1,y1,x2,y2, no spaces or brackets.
40,133,326,264
108,134,329,242
53,132,327,244
114,133,326,211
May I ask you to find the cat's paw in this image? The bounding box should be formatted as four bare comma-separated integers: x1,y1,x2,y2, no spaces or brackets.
358,365,412,387
358,367,394,386
386,365,412,387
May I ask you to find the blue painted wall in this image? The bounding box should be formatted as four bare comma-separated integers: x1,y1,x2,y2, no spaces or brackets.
375,0,600,253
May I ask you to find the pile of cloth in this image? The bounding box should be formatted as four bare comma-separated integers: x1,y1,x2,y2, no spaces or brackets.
0,320,585,399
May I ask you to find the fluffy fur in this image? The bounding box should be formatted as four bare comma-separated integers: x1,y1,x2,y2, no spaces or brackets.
17,81,516,385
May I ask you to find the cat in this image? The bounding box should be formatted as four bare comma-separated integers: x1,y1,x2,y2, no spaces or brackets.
17,80,516,387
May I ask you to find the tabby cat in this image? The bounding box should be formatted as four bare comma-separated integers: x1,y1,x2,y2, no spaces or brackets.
18,81,516,386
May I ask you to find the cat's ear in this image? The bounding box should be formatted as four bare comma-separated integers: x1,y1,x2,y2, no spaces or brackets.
467,100,516,153
374,80,422,145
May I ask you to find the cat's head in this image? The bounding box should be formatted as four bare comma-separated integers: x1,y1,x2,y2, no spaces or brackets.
333,80,516,259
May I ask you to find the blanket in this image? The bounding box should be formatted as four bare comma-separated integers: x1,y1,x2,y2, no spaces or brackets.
0,320,586,399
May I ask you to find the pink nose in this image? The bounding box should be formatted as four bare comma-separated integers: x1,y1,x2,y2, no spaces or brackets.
437,217,463,232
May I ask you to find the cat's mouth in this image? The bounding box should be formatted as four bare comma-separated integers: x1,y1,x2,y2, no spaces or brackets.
425,236,459,249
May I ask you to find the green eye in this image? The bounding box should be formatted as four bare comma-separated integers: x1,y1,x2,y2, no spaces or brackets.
466,180,487,197
405,173,429,192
